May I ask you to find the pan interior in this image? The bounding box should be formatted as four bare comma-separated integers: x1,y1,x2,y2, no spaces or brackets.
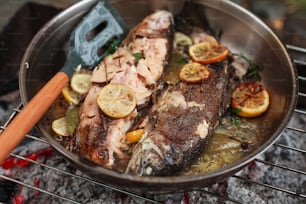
19,0,297,193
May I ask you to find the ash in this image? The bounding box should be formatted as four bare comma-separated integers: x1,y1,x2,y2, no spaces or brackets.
0,111,305,204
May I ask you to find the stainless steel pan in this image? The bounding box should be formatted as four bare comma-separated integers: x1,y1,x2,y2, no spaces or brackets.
19,0,298,193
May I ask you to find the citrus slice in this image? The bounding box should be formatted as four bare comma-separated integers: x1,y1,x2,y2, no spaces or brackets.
70,73,92,94
179,62,211,83
189,41,229,64
51,107,80,136
173,32,193,50
97,83,136,118
62,86,81,106
231,82,270,117
52,117,70,136
126,129,144,143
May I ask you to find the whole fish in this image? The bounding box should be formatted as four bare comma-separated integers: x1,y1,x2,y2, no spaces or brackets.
68,11,174,171
126,59,232,176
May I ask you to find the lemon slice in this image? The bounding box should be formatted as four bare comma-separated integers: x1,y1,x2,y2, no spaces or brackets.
126,129,144,143
179,62,211,83
97,83,136,118
231,82,270,117
62,86,81,106
189,42,229,64
52,117,70,136
51,107,80,136
70,73,92,94
174,32,193,50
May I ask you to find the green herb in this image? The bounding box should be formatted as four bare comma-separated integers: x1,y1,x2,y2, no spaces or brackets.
162,52,185,85
106,39,120,55
133,52,143,63
232,116,241,126
65,107,80,135
230,108,241,114
179,57,188,64
241,54,262,81
230,108,242,126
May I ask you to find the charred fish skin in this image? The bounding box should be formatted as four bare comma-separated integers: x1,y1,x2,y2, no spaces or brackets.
126,60,232,176
67,84,110,166
68,11,174,170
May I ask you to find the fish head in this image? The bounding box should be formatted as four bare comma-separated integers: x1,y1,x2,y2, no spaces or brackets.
126,130,182,176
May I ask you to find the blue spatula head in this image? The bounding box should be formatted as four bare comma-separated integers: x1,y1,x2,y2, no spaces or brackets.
63,0,127,75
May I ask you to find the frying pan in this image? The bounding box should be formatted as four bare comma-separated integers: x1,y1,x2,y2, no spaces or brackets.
19,0,298,193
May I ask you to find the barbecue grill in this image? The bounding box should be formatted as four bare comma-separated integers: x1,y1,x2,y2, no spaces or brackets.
0,0,305,203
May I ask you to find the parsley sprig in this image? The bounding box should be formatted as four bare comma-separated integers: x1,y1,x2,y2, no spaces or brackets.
133,52,143,63
106,39,120,56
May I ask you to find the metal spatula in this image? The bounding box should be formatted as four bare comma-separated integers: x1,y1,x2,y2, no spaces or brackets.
0,0,127,163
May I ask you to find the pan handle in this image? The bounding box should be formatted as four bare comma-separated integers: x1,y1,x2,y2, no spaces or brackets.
0,72,69,163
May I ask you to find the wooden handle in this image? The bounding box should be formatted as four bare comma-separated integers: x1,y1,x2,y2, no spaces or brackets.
0,72,69,163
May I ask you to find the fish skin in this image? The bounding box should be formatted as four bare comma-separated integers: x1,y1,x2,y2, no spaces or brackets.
126,61,232,176
68,11,174,170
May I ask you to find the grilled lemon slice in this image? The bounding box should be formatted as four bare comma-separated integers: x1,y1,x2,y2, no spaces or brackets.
189,42,229,64
70,73,92,94
62,86,81,106
97,83,136,118
51,107,80,136
231,82,270,118
173,32,193,50
52,117,70,136
179,62,211,83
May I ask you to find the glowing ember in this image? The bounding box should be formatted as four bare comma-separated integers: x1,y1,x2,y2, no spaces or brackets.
1,147,53,170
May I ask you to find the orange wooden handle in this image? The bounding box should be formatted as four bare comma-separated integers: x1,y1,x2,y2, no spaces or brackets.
0,72,69,163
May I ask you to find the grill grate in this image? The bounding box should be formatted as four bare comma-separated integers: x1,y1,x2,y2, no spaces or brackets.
0,45,305,203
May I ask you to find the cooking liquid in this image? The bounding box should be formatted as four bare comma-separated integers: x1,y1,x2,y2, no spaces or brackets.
182,116,259,175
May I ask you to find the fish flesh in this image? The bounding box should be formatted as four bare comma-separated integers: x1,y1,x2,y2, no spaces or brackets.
125,60,232,176
68,11,174,170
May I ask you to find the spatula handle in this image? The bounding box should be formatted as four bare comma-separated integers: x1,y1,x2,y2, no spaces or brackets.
0,72,69,163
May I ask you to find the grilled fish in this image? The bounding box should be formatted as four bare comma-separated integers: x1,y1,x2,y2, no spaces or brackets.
68,11,174,170
126,60,232,176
